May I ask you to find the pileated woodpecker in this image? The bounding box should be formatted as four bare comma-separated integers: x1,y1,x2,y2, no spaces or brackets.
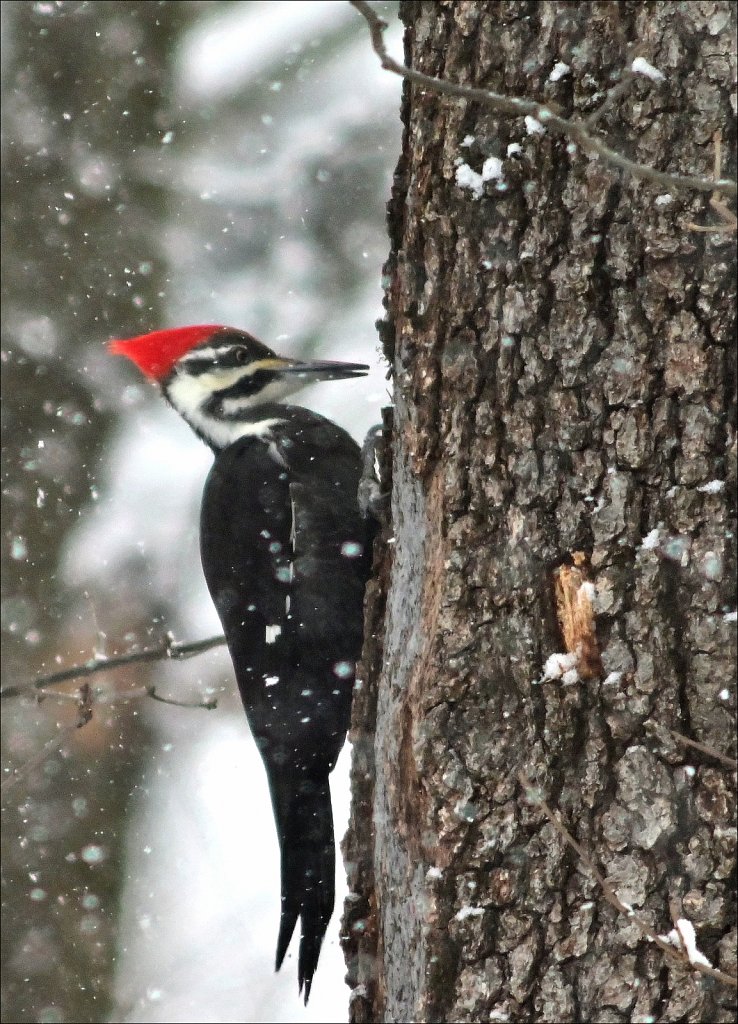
109,325,373,1002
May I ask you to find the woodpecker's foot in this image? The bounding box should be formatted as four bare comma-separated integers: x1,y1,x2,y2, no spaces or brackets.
358,423,390,522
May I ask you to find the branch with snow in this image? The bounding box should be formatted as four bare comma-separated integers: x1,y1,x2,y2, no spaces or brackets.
350,0,737,198
659,918,714,970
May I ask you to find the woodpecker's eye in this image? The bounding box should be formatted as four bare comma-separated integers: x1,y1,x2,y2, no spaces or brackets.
235,348,248,364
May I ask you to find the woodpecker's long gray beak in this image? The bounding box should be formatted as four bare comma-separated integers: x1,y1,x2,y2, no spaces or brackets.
274,358,369,381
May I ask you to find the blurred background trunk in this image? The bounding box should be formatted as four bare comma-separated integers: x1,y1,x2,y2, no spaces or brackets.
2,3,399,1021
343,2,737,1021
2,5,194,1022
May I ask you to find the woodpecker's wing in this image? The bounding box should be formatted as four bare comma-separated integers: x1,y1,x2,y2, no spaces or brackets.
199,436,294,700
199,413,368,737
287,480,368,682
198,410,371,1001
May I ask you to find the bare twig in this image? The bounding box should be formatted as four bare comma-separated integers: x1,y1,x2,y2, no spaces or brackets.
583,64,637,130
350,0,737,197
1,634,223,795
686,131,737,234
669,895,689,956
145,685,218,711
0,632,228,701
1,678,217,800
2,683,93,798
518,771,738,989
1,722,82,797
667,728,737,771
697,196,737,234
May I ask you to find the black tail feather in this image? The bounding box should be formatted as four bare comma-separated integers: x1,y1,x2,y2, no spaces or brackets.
270,774,335,1003
275,905,299,973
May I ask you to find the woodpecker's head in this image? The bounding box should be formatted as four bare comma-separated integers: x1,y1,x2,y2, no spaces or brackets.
109,325,368,449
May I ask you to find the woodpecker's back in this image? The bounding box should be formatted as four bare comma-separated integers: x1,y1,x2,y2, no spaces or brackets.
109,326,373,1002
200,405,370,995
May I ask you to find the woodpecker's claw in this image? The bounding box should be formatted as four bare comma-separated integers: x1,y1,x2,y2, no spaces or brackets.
358,422,390,522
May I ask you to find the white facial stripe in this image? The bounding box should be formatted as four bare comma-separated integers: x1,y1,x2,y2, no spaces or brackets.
167,373,284,447
192,412,284,448
166,370,253,427
220,396,258,415
170,362,303,417
193,367,252,392
180,346,226,363
167,370,222,416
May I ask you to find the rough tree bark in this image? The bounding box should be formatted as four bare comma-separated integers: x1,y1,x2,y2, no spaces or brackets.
342,3,736,1022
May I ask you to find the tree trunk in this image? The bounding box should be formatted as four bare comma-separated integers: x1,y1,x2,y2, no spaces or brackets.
343,2,736,1021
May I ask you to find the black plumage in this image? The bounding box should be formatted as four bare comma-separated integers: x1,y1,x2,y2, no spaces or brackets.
199,404,372,1001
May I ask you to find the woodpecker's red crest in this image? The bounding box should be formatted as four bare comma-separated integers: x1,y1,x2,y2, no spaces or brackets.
108,324,230,379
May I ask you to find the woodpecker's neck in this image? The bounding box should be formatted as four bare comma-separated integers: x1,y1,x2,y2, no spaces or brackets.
164,369,297,451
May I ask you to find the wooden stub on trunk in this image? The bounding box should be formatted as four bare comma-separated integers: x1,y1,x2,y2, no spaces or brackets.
553,552,602,680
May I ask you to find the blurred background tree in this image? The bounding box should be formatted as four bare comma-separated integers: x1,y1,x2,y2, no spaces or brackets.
1,3,399,1021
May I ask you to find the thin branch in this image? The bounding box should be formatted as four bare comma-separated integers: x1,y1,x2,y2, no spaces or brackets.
518,771,738,989
1,684,92,798
0,632,228,700
2,631,223,795
145,685,218,711
686,131,737,235
686,196,737,234
1,680,217,800
350,0,737,197
583,64,637,130
667,728,737,770
1,722,81,797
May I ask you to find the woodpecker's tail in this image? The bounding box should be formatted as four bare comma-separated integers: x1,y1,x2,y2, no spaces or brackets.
270,773,335,1003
